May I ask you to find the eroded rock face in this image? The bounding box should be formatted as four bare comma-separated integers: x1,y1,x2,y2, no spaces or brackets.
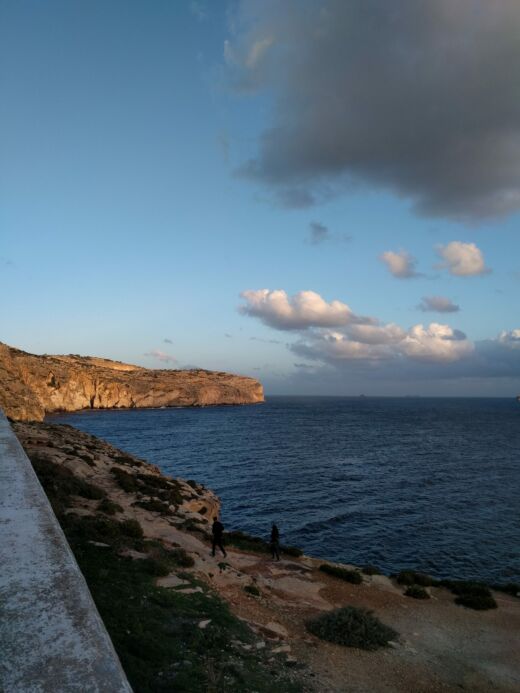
0,342,264,422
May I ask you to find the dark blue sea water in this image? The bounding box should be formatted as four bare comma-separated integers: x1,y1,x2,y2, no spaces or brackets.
49,397,520,583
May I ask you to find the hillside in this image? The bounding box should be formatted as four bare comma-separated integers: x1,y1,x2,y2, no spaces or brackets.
13,421,520,693
0,342,264,421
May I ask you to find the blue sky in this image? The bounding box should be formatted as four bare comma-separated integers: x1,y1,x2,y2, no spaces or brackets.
1,1,520,395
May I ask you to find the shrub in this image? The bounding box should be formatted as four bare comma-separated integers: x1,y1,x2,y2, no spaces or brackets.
29,454,105,513
134,498,172,515
319,564,363,584
120,519,144,539
98,498,123,515
170,548,195,568
493,583,520,598
442,581,497,610
447,581,492,598
306,606,397,650
281,544,303,557
111,467,139,493
244,584,260,597
143,558,171,577
396,570,436,587
362,565,381,576
405,585,430,600
455,594,497,610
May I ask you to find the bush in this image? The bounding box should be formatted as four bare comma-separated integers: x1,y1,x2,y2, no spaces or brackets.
306,606,397,650
319,564,363,584
30,454,106,512
455,594,497,610
362,565,381,576
447,581,492,598
111,467,139,493
396,570,436,587
281,544,303,557
493,583,520,598
98,498,123,516
120,519,144,539
244,584,260,597
143,558,171,577
134,498,172,515
170,548,195,568
405,585,430,600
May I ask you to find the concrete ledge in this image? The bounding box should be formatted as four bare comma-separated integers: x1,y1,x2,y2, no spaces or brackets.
0,411,132,692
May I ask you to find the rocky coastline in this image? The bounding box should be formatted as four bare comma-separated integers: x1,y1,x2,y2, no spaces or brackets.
0,342,264,422
13,421,520,693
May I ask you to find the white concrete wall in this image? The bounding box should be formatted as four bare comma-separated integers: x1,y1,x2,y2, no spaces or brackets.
0,411,132,692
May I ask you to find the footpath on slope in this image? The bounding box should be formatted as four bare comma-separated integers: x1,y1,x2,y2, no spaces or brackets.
12,419,520,693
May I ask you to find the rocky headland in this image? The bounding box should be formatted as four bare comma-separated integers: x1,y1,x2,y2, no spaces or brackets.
13,421,520,693
0,342,264,422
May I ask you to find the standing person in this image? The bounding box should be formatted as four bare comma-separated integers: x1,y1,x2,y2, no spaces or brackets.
270,523,280,561
211,516,227,558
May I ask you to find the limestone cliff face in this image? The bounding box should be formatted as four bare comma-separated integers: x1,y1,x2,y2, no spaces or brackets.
0,342,264,422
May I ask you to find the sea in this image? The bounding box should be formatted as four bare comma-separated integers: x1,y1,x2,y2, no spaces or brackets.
49,396,520,584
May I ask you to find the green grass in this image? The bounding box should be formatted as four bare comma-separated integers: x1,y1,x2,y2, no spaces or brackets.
71,541,304,692
306,606,397,650
319,564,363,584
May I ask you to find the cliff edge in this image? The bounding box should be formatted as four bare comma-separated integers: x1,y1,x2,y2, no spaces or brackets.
0,342,264,421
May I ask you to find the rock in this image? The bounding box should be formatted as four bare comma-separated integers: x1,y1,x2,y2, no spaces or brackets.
198,619,211,629
264,621,289,638
157,575,189,588
255,641,266,650
87,541,110,548
0,341,264,422
176,587,203,594
272,645,291,654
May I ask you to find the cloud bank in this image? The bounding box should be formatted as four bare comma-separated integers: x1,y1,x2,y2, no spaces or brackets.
227,0,520,221
240,288,520,384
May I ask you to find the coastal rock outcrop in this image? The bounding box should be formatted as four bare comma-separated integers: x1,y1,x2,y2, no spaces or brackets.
0,342,264,421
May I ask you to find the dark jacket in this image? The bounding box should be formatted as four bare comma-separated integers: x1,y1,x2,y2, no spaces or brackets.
212,520,224,538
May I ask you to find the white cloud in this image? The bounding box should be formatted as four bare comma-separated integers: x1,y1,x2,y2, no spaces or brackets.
498,329,520,349
239,289,353,330
144,349,177,364
437,241,489,276
292,322,472,365
400,323,473,362
240,287,475,366
380,250,418,278
417,296,460,313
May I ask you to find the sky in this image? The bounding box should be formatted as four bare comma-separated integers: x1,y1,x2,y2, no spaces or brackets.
1,0,520,396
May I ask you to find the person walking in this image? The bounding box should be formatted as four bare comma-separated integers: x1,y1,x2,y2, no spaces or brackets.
211,516,227,558
270,523,280,561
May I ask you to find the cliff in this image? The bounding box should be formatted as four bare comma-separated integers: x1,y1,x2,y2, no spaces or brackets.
0,342,264,421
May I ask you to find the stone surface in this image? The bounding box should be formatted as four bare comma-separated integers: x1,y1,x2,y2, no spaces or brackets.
0,341,264,422
0,411,131,693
